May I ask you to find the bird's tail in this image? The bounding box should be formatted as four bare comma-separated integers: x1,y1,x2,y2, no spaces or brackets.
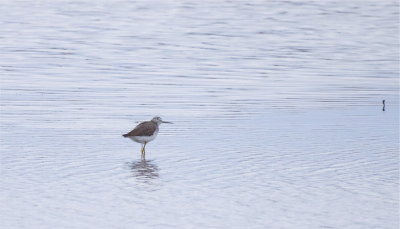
122,134,129,137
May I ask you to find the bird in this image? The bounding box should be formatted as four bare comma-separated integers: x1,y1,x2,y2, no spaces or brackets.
123,116,172,158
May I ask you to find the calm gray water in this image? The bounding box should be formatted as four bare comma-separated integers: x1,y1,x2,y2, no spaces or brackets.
1,0,399,228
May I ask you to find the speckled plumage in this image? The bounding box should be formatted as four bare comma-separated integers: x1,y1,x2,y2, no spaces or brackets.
123,121,158,137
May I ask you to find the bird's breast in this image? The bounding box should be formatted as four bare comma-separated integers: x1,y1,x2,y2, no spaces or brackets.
129,130,158,143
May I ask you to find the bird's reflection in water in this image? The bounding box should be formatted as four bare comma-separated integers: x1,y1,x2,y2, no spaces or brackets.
128,159,159,181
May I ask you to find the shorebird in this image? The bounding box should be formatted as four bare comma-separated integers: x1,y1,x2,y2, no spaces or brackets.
123,117,172,158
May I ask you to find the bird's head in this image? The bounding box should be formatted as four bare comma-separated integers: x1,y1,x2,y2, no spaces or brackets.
151,116,173,125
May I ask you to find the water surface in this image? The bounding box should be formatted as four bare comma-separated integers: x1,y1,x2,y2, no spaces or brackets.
1,0,399,228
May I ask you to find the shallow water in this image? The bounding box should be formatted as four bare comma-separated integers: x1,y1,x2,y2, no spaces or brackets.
1,0,399,228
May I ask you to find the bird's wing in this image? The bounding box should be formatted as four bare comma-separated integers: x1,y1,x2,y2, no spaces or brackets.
124,122,157,137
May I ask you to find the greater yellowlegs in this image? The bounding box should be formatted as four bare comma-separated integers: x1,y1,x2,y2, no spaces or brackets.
123,116,172,158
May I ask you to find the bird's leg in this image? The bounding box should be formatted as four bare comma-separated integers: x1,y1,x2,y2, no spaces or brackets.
143,142,147,158
141,144,145,158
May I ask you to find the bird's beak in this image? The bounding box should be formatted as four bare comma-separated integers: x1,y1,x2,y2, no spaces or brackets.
162,121,173,124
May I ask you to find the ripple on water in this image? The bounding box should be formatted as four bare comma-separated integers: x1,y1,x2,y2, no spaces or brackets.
1,0,399,229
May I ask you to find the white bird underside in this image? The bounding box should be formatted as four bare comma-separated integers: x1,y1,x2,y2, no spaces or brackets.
128,130,158,144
